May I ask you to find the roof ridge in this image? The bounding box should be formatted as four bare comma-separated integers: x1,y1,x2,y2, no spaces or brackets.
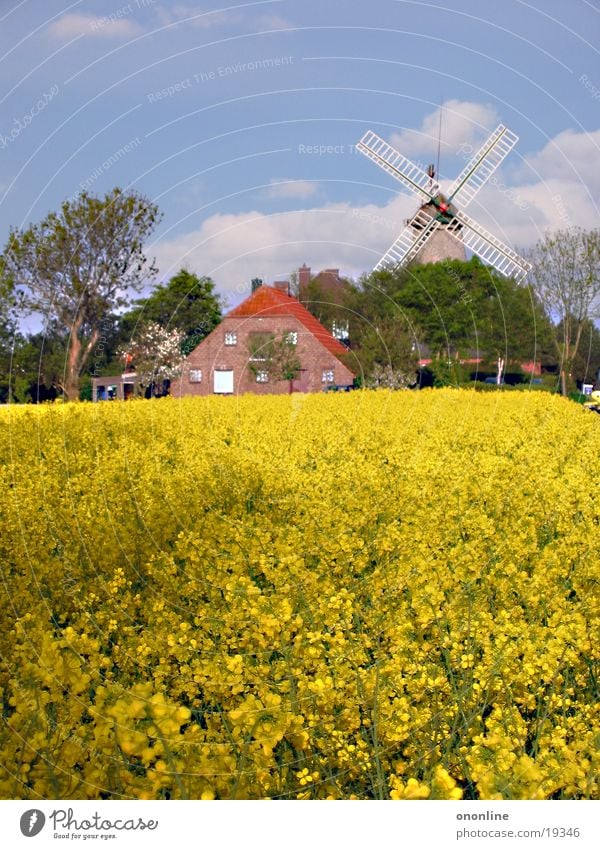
227,285,349,360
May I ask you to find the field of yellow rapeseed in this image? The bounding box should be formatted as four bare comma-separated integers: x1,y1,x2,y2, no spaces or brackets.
0,389,598,800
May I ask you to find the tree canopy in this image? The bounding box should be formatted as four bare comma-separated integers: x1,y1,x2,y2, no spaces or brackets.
246,331,302,389
351,316,418,389
526,227,600,395
0,188,161,399
560,317,600,387
119,268,222,357
349,257,554,384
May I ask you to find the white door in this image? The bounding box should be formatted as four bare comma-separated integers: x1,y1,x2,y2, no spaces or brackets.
214,370,234,394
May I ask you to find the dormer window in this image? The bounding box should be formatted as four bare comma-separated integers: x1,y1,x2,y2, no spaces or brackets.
332,320,349,341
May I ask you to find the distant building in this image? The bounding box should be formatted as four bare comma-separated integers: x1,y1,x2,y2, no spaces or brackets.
297,264,353,342
415,345,542,377
171,281,354,397
92,373,138,401
91,373,172,401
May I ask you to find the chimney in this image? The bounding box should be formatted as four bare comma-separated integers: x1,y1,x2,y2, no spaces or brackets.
273,281,290,296
298,263,311,290
251,278,263,292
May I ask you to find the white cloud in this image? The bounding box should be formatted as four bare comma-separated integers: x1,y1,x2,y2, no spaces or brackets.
48,12,143,40
390,99,500,159
519,128,600,189
267,180,319,199
257,13,294,29
152,193,416,299
482,126,600,241
153,5,292,32
154,4,244,28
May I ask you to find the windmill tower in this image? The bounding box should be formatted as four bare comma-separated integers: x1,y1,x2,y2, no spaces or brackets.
413,161,467,265
356,124,531,282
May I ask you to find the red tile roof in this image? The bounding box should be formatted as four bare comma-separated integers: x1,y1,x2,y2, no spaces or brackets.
228,286,349,360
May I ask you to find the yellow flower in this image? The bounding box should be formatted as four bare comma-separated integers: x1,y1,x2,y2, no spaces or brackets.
1,391,598,800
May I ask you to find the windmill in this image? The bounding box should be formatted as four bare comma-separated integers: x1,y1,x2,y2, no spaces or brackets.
356,124,531,283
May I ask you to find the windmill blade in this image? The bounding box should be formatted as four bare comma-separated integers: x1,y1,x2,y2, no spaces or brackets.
446,210,532,282
374,208,440,271
357,130,438,204
447,125,518,210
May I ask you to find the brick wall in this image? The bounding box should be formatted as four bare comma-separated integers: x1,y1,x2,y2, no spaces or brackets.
415,228,466,265
171,313,354,397
298,264,311,289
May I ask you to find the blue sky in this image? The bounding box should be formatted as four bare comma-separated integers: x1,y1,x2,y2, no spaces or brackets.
1,0,599,308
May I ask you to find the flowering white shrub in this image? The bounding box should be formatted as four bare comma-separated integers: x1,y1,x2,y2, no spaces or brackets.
118,322,183,391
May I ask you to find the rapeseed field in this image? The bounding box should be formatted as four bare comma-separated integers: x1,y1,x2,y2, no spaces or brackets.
0,390,598,800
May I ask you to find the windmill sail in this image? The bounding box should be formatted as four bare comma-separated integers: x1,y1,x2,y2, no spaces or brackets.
446,210,532,283
357,120,531,283
375,208,439,271
357,131,438,203
447,125,518,210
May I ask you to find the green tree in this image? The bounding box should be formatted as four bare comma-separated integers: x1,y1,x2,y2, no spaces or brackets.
0,188,161,400
526,228,600,395
12,332,68,402
296,270,357,343
0,267,19,402
0,329,74,404
247,331,302,392
0,330,14,404
561,317,600,387
299,276,345,329
477,274,555,382
352,257,554,385
379,258,505,356
351,317,418,388
0,332,17,404
120,269,222,357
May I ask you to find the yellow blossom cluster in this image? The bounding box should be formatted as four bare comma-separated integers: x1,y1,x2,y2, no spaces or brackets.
0,389,598,800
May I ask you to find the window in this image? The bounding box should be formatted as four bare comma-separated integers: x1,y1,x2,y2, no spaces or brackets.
284,330,298,346
189,369,202,383
322,369,335,384
248,331,274,361
214,370,234,394
224,331,237,346
255,370,269,383
332,320,349,341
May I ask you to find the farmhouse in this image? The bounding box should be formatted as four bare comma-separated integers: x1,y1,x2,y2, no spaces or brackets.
170,280,355,397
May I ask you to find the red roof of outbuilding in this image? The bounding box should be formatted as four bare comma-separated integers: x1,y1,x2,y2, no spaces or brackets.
228,285,349,359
